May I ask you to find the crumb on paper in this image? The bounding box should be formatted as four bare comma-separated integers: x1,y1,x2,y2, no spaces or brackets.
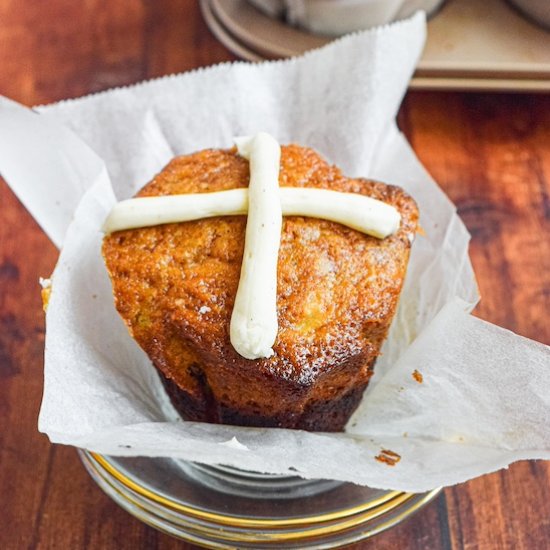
412,369,423,383
199,305,211,315
39,277,52,312
375,449,401,466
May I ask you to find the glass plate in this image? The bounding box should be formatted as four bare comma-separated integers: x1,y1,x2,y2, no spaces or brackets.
80,450,441,548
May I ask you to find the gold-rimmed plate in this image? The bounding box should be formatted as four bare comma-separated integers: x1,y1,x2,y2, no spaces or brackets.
80,450,441,548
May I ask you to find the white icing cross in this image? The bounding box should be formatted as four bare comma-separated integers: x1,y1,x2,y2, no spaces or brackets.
103,133,401,360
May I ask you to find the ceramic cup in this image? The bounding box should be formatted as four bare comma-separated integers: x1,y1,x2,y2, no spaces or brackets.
248,0,446,36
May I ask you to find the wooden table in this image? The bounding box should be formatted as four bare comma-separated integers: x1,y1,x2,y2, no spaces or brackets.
0,1,548,548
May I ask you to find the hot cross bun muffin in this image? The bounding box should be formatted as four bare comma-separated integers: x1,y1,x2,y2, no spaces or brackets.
102,145,418,431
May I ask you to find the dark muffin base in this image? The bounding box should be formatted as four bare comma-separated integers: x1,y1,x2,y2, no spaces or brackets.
160,372,368,432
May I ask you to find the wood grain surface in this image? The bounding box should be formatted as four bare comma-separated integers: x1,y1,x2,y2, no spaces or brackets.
0,1,548,548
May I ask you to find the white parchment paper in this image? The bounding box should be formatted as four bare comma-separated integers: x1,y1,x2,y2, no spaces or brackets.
1,13,549,492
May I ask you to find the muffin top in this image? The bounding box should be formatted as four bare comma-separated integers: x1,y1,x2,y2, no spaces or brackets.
102,145,418,407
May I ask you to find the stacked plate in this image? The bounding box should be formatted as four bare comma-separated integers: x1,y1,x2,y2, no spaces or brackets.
201,0,550,91
80,450,441,548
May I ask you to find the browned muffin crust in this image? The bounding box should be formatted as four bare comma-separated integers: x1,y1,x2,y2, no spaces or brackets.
102,145,419,431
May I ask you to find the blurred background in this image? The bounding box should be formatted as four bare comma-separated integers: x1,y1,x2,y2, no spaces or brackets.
201,0,550,92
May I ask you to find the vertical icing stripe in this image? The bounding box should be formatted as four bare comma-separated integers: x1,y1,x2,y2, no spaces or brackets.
230,133,283,360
